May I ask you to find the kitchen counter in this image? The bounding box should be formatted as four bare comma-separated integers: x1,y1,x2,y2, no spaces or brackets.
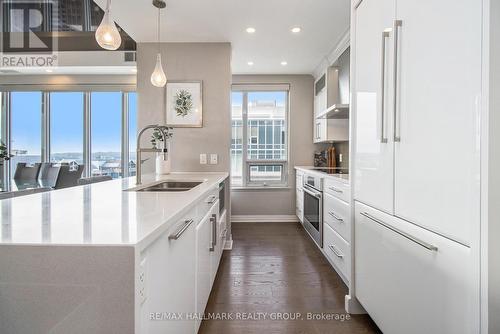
0,172,228,249
0,172,229,334
295,166,349,183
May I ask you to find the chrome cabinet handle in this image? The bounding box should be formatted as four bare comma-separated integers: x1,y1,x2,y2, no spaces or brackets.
360,211,438,251
209,214,217,251
328,244,344,258
328,186,343,193
380,29,390,143
168,219,194,240
328,211,344,222
205,195,217,204
393,20,402,142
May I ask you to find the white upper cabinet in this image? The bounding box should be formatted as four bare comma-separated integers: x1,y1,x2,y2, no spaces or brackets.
353,0,396,214
392,0,481,245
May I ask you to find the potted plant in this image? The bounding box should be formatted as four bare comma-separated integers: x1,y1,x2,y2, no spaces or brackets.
151,127,173,175
0,142,13,186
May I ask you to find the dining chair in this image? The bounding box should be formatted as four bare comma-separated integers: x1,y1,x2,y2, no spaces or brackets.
39,163,61,187
54,165,84,189
13,163,42,182
77,175,112,185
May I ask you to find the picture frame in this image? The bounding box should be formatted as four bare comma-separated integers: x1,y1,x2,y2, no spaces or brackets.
165,80,203,128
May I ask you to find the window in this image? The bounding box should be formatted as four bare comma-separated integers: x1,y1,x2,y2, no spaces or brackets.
128,92,137,176
231,88,289,187
0,89,137,183
50,92,84,166
10,92,42,176
91,92,122,178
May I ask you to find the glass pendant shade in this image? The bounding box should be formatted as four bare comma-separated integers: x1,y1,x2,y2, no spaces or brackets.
95,0,122,50
151,53,167,87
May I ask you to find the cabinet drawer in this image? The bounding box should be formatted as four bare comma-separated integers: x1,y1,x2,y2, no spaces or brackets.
323,193,350,242
197,188,219,222
324,178,350,202
355,202,475,334
323,223,350,282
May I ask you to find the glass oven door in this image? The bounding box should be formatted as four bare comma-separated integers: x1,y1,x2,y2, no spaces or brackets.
303,185,323,247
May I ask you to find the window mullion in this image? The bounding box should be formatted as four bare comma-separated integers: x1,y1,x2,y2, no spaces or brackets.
242,92,248,187
41,92,50,163
122,92,129,178
83,92,91,178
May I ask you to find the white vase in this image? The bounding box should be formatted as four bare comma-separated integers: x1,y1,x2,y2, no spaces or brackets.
155,141,171,175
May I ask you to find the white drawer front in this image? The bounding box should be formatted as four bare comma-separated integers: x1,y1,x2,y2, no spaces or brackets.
355,201,475,334
324,178,350,202
323,193,350,242
323,223,350,282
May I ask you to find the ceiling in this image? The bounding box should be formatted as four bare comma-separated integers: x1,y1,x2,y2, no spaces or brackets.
94,0,350,74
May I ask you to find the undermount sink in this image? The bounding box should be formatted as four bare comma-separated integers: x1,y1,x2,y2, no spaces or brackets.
136,181,203,192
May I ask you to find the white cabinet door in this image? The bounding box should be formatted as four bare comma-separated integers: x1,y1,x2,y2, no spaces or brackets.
355,202,475,334
353,0,396,214
142,216,197,334
195,210,213,330
393,0,481,245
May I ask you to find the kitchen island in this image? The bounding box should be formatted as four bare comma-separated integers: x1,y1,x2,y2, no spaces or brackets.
0,172,229,334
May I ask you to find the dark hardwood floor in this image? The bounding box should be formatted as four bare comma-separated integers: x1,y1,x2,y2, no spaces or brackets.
199,222,381,334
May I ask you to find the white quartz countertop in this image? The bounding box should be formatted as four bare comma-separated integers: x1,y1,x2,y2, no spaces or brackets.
295,166,350,184
0,172,228,247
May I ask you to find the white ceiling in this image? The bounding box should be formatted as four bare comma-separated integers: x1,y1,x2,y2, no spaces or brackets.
95,0,350,74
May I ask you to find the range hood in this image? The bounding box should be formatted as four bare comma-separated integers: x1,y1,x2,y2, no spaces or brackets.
315,48,350,120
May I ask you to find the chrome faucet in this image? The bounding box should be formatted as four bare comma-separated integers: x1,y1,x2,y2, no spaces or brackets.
136,124,170,185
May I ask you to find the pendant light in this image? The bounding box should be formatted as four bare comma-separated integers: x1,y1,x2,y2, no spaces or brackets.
95,0,122,50
150,0,167,87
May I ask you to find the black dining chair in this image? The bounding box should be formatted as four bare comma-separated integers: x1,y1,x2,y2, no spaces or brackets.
54,165,84,189
39,163,61,187
13,163,42,183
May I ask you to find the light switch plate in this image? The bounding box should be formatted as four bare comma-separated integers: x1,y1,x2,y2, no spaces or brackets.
200,154,207,165
210,154,218,165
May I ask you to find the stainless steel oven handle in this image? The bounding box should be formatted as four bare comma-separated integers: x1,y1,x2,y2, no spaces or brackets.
303,185,321,198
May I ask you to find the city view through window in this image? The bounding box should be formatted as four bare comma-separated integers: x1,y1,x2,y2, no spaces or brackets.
6,91,137,179
231,90,288,187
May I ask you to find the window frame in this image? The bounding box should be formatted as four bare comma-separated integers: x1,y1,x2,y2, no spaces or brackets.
231,85,290,188
0,88,136,184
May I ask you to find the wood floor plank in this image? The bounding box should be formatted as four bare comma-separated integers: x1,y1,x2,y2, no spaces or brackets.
198,222,381,334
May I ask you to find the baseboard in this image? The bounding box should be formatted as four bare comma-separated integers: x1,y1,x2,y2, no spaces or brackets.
231,215,299,223
223,239,233,250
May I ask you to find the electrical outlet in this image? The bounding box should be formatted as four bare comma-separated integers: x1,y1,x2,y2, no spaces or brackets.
200,153,207,165
138,259,147,304
210,154,218,165
339,154,343,163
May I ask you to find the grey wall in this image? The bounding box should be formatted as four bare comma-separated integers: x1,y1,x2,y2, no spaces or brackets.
136,43,231,173
231,75,315,216
488,0,500,332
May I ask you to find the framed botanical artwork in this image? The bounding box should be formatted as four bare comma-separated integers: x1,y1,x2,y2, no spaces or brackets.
166,81,203,128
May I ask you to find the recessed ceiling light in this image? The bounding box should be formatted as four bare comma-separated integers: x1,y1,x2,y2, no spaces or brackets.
246,27,256,34
45,69,53,73
281,61,288,66
291,27,302,33
247,61,254,66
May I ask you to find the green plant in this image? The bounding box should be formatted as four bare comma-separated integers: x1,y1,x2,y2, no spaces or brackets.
0,142,13,161
174,89,193,117
151,127,174,149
